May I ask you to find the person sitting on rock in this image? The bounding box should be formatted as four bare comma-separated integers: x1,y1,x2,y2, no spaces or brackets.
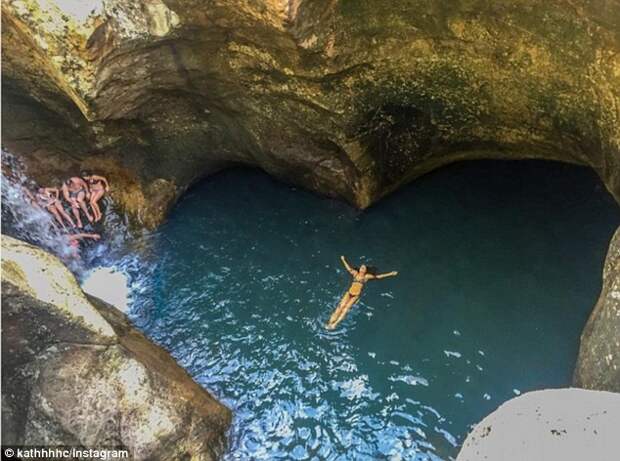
326,256,398,330
67,232,101,259
62,176,93,228
21,186,37,206
82,173,109,222
34,187,75,229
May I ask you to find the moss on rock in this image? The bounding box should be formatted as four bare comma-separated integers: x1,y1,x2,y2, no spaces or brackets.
2,0,618,222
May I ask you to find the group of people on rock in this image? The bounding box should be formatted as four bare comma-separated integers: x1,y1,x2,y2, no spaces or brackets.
29,174,109,229
24,173,110,259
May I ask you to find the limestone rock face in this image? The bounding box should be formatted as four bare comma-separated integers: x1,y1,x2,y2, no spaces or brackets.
457,389,620,461
2,0,619,226
1,235,231,460
574,227,620,392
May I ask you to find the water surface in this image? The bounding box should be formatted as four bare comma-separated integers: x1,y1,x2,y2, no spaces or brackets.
128,160,620,460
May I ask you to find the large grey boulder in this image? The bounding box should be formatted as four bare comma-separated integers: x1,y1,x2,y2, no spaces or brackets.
457,389,620,461
574,227,620,392
1,235,231,460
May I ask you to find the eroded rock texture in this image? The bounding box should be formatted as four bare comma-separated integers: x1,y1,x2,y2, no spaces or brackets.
1,235,231,460
2,0,619,226
574,227,620,392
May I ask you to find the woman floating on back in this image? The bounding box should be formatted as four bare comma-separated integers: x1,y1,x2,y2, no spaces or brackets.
326,256,398,330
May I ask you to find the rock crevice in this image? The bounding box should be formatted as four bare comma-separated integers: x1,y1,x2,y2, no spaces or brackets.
2,0,619,226
2,0,619,396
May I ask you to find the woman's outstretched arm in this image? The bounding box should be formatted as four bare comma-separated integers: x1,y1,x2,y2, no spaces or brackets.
69,233,101,241
340,255,356,274
374,271,398,280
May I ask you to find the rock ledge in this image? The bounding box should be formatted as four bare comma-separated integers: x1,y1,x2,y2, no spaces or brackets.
1,235,231,460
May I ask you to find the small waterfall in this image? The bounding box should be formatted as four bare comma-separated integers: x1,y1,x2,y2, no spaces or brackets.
1,152,74,262
1,151,162,315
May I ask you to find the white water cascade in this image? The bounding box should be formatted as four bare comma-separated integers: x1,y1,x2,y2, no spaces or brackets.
1,152,140,310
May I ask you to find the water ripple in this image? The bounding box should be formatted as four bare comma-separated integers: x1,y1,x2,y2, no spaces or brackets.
113,165,619,460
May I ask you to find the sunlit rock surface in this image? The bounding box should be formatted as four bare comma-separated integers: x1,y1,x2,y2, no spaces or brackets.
2,0,619,226
574,227,620,392
82,266,130,312
2,234,115,337
1,235,231,460
457,389,620,461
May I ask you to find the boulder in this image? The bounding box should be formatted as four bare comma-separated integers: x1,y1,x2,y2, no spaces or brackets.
457,388,620,461
574,227,620,392
1,235,231,460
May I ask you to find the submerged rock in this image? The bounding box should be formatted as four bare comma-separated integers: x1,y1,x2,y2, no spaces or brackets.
574,227,620,392
1,235,231,460
2,0,619,226
457,389,620,461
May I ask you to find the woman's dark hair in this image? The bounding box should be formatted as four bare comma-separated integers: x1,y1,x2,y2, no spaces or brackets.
353,265,378,275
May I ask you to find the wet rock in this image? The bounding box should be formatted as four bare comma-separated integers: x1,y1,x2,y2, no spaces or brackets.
1,235,231,460
457,389,620,461
574,227,620,392
2,0,619,225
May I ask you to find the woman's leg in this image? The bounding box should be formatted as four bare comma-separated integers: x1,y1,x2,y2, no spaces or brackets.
70,200,83,228
89,190,98,220
54,202,75,227
327,293,351,328
91,190,104,221
90,197,99,221
331,295,359,328
47,205,66,229
94,197,102,221
77,192,93,222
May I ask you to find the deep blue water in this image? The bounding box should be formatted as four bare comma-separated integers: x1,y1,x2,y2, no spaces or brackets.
128,160,619,460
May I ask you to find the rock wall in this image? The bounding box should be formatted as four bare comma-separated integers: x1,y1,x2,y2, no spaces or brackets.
457,389,620,461
2,0,619,393
574,227,620,392
2,0,619,226
1,235,231,460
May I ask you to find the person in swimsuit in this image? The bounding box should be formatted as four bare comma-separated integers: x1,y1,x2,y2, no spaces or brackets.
62,176,93,228
326,256,398,330
35,187,75,229
67,232,101,259
22,187,37,206
83,173,109,222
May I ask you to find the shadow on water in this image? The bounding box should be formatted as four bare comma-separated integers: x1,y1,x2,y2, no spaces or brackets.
125,160,619,460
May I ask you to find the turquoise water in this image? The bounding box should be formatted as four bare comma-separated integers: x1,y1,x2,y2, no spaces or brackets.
128,160,619,460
